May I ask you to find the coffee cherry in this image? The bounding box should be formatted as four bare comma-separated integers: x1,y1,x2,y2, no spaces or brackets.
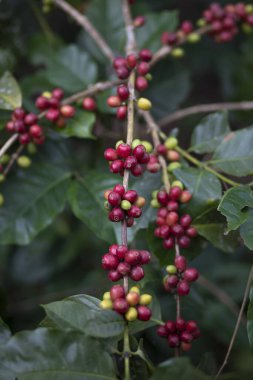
103,291,111,300
186,320,198,333
52,88,64,100
135,76,149,91
108,191,121,206
14,121,26,133
19,133,31,145
167,200,179,212
157,325,168,337
113,57,127,69
46,108,60,122
130,286,140,294
164,137,178,149
139,49,153,62
177,280,190,296
137,305,151,321
169,186,182,201
36,96,49,110
108,270,123,282
176,318,185,331
126,54,137,68
175,255,187,272
107,96,121,108
181,20,193,34
126,217,135,227
117,262,131,275
166,211,179,226
167,275,178,288
110,285,125,301
126,292,140,306
159,225,170,238
121,200,132,210
137,152,150,164
166,320,176,333
82,97,96,111
135,196,145,208
133,145,146,160
134,15,145,27
171,224,184,236
113,184,125,197
186,226,198,238
125,250,141,265
116,143,132,158
167,162,181,172
13,108,26,120
6,121,15,133
184,268,199,282
139,294,152,305
123,190,138,203
141,141,153,153
100,299,113,309
29,125,43,138
116,66,130,80
181,342,192,352
137,97,152,110
139,250,151,264
166,265,177,274
102,254,119,270
178,235,191,248
17,155,31,168
180,190,192,203
130,266,144,281
168,334,180,347
128,205,142,218
110,160,124,173
167,150,180,161
60,105,75,118
163,236,175,249
125,307,138,321
157,191,168,205
124,156,137,169
104,148,118,161
108,207,125,222
113,298,129,314
137,62,150,76
117,85,129,101
117,106,128,120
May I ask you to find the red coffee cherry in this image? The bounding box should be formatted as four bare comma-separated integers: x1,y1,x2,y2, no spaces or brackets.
116,143,132,158
126,54,137,68
186,320,198,333
167,201,179,212
166,211,179,226
180,190,192,203
110,160,124,173
46,109,60,122
116,245,128,259
14,121,26,133
52,88,64,100
178,235,191,248
107,96,121,108
110,285,125,300
13,108,26,120
157,191,169,205
29,125,43,138
104,148,118,161
24,113,38,126
35,96,49,110
169,186,182,201
108,191,121,206
131,164,143,176
157,325,168,337
133,145,146,160
113,57,127,69
184,268,199,282
102,254,119,270
113,184,125,197
175,256,187,272
82,97,97,111
117,262,131,275
6,121,15,133
168,334,180,347
180,214,192,228
116,66,130,80
123,190,138,203
125,250,141,265
163,236,175,249
137,305,152,321
139,48,153,62
166,320,176,333
116,106,128,120
108,270,123,282
139,250,151,264
180,331,193,343
60,105,75,118
186,226,198,238
177,280,190,296
176,318,185,331
137,62,150,76
19,133,31,145
108,207,125,222
113,298,129,314
127,205,142,218
134,15,145,27
181,20,193,34
124,156,138,169
135,76,148,91
117,85,130,101
130,266,144,281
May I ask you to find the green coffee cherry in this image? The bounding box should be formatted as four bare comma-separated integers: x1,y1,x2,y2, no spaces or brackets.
0,154,10,164
166,265,177,274
104,201,110,210
132,139,142,149
17,156,31,168
171,48,185,58
121,200,132,210
0,174,5,183
0,193,4,207
167,162,181,173
242,23,253,34
187,33,201,43
171,180,184,189
197,18,206,27
115,140,124,148
152,190,159,199
246,4,253,13
151,199,160,208
27,143,37,155
164,137,178,150
145,73,152,81
141,141,153,153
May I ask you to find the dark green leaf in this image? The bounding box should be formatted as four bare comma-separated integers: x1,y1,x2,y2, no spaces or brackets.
43,295,124,339
209,127,253,176
0,71,22,110
136,11,178,51
68,172,118,243
0,328,117,380
150,358,210,380
240,209,253,250
174,167,222,217
59,110,96,139
218,186,253,232
190,112,230,154
247,287,253,352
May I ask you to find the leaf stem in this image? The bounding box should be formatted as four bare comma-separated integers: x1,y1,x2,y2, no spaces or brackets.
124,324,131,380
175,146,240,187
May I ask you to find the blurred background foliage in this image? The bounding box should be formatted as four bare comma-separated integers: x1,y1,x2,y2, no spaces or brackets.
0,0,253,377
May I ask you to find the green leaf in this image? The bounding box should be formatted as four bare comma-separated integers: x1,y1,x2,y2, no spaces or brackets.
247,287,253,352
0,318,11,346
68,172,118,243
209,127,253,176
0,160,71,245
45,45,98,92
0,71,22,110
190,112,230,154
150,358,210,380
59,110,96,139
174,167,222,217
43,295,124,339
0,328,117,380
136,11,178,51
193,210,240,253
240,209,253,250
218,186,253,232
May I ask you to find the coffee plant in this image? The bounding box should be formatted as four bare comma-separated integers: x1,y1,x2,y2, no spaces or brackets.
1,0,253,379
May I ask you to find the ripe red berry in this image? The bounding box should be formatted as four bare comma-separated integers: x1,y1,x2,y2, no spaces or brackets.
177,280,190,296
168,334,180,347
117,262,131,275
137,306,151,321
130,266,144,281
135,76,148,91
139,250,151,264
6,121,16,133
158,208,168,218
14,121,26,133
108,207,125,222
128,205,142,218
35,96,49,110
110,160,124,173
176,318,185,331
139,49,153,62
181,342,192,352
116,143,132,158
134,15,145,27
133,145,146,160
48,97,59,109
175,256,187,272
186,226,198,238
109,244,118,255
24,113,38,126
46,109,60,122
123,190,138,203
19,133,30,145
110,285,125,300
116,67,130,80
157,191,168,205
124,156,137,169
104,148,118,161
137,62,150,76
157,325,168,337
178,235,191,248
125,250,141,265
165,320,176,333
60,105,75,118
126,217,134,227
113,298,129,314
169,186,182,201
52,88,64,100
108,191,121,206
159,225,170,239
171,224,184,236
116,106,127,120
113,57,127,69
107,96,121,108
82,97,97,111
180,190,192,203
167,275,178,288
181,20,193,34
117,85,130,101
184,268,199,282
137,152,149,164
34,135,45,145
102,254,119,270
180,331,193,343
13,108,26,120
29,125,43,138
166,211,179,226
186,320,198,333
161,32,177,46
108,270,123,282
157,144,167,156
116,245,128,259
113,184,125,197
126,54,137,68
163,236,175,249
180,214,192,228
131,164,143,176
167,201,179,212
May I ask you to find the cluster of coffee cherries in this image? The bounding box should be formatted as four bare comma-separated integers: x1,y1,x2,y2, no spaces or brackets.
152,181,197,250
104,184,145,225
102,244,151,282
5,107,45,145
100,285,152,321
35,88,75,127
203,3,253,42
157,318,200,350
163,255,199,296
104,140,153,177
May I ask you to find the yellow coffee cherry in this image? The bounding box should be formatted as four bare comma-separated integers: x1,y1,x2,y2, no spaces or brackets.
164,137,178,149
125,307,138,322
103,292,111,300
246,4,253,13
130,286,140,295
152,190,158,199
166,265,177,274
137,97,152,111
100,299,113,310
151,199,160,208
0,193,4,207
187,33,201,43
139,294,152,306
0,174,5,183
171,180,184,190
135,196,146,208
132,139,142,149
115,140,124,149
197,18,206,27
171,48,185,58
141,141,153,153
42,91,52,98
126,292,140,306
17,156,31,168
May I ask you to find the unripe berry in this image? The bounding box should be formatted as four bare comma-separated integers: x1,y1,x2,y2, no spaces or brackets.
137,97,152,111
171,180,184,190
130,286,140,294
103,292,111,300
82,97,96,111
184,268,199,282
180,190,192,203
137,305,152,321
135,196,145,208
0,194,4,207
139,294,152,305
113,298,129,314
187,33,201,43
130,266,144,281
166,265,177,274
107,96,121,108
100,299,113,309
126,292,140,306
110,285,125,301
132,139,142,149
17,155,31,168
141,141,153,153
167,150,180,161
117,85,129,101
125,307,138,321
167,162,181,172
164,137,178,149
175,256,187,272
151,199,160,208
0,174,5,183
121,200,132,210
60,105,75,118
